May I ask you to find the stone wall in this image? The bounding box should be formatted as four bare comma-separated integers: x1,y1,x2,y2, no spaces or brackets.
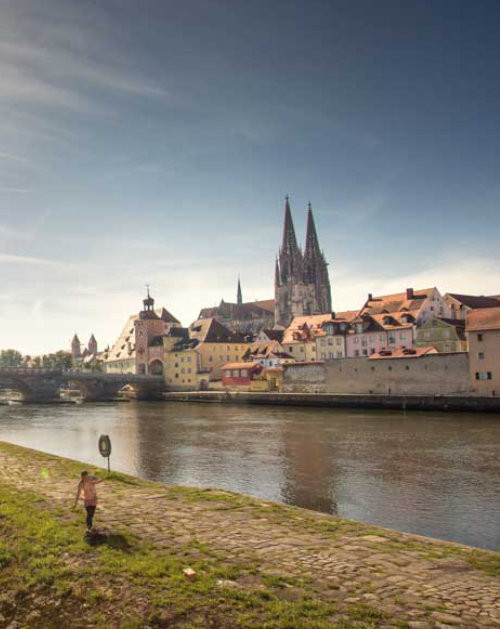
282,362,326,393
325,353,470,395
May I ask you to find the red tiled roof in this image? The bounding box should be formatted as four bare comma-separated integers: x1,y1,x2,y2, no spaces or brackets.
369,346,438,360
466,306,500,332
253,299,275,312
447,293,500,310
221,362,261,370
361,288,433,316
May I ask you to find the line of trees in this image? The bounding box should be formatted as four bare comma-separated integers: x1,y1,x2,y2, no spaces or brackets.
0,349,73,370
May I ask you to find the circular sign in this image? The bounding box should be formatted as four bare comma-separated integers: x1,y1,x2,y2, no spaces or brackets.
98,434,112,458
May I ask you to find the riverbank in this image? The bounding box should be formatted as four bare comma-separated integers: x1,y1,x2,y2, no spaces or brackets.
163,391,500,413
0,442,499,628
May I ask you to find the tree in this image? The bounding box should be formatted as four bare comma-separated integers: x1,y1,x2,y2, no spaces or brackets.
0,349,23,368
42,351,72,370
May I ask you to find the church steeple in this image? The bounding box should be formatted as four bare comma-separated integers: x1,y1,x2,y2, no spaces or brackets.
143,286,154,312
237,276,243,306
281,195,300,256
71,334,81,359
279,196,303,283
304,202,321,261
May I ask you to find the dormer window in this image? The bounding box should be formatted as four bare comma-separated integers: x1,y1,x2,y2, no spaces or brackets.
356,323,363,334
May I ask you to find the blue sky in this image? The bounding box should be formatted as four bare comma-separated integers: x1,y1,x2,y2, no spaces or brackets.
1,0,500,354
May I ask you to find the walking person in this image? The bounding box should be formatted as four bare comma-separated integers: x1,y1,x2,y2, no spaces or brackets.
73,470,102,532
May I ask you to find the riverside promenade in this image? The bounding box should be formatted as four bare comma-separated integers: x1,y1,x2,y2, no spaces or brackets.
0,442,499,629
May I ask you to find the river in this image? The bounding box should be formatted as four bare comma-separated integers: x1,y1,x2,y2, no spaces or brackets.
0,401,498,551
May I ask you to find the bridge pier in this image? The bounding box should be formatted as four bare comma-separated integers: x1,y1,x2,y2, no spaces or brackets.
66,379,125,402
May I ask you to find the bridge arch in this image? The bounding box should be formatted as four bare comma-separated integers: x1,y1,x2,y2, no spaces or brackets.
149,359,164,376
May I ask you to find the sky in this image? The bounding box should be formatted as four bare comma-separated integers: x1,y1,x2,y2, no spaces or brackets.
1,0,500,355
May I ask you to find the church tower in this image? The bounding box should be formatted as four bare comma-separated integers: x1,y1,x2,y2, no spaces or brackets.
303,203,332,314
71,334,81,359
274,197,332,327
88,334,98,356
237,276,243,306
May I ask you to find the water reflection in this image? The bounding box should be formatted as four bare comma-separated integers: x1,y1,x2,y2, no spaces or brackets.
0,401,499,550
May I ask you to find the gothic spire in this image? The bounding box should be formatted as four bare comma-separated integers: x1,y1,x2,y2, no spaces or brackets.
274,257,280,287
281,195,300,257
237,276,243,306
304,202,322,261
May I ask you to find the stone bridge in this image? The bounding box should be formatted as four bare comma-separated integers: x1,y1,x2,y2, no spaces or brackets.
0,368,164,403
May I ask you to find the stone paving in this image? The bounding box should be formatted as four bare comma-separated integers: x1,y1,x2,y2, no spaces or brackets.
1,442,499,628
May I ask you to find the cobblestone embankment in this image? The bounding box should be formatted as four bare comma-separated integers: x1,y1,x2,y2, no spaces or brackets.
0,441,499,628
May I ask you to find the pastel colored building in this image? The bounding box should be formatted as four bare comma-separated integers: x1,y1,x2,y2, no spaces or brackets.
221,362,262,388
444,293,500,320
104,291,181,375
165,318,248,390
360,287,449,325
242,340,294,367
467,306,500,397
415,317,467,353
346,311,416,358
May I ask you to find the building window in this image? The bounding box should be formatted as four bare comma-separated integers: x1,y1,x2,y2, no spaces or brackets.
354,337,359,344
478,352,485,360
300,347,304,352
477,333,483,342
241,369,248,377
400,332,406,340
388,335,395,344
336,351,342,358
354,350,359,357
379,335,385,341
328,338,333,346
476,372,492,381
187,368,191,374
362,349,368,356
209,356,213,362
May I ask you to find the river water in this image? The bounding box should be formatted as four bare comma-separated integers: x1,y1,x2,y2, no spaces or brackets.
0,401,498,551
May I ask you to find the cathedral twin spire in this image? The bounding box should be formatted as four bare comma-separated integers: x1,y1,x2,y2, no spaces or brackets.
275,196,332,325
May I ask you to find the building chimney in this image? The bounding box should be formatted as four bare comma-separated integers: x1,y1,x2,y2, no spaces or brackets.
368,293,373,301
406,288,414,300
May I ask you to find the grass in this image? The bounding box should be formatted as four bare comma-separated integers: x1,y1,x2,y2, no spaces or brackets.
0,479,359,628
1,440,499,628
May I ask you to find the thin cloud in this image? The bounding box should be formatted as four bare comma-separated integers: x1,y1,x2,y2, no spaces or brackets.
0,187,32,193
0,253,60,265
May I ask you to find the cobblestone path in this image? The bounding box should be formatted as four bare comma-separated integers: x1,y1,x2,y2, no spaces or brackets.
1,443,499,628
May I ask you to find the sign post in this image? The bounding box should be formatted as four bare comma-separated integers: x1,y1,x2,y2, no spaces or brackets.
98,434,112,472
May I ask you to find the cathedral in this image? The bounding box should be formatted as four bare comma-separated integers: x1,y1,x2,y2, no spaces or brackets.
275,197,332,326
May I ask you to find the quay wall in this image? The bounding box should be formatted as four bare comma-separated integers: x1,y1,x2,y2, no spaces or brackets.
323,352,470,396
163,390,500,412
